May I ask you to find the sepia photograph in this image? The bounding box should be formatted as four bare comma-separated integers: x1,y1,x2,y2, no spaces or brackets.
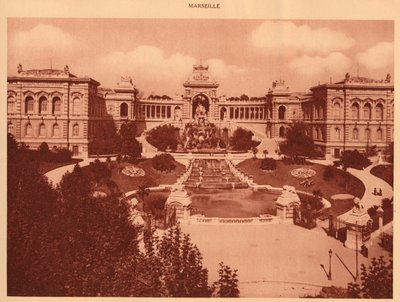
4,1,396,300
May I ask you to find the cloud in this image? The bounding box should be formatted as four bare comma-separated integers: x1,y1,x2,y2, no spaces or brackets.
251,21,355,55
357,42,394,70
99,46,247,94
289,52,352,76
205,58,246,78
12,24,80,55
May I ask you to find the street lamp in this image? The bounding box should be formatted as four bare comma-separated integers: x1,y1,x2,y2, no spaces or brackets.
328,249,333,280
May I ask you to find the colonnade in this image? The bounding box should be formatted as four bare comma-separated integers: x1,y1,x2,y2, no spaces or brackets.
226,106,267,121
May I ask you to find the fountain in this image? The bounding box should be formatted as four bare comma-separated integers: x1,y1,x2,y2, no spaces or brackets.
184,159,248,189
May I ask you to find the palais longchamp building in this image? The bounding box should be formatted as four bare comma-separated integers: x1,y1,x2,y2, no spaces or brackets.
7,63,394,159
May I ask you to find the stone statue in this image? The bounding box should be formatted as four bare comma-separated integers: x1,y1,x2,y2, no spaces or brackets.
17,64,23,73
64,65,70,74
195,103,207,120
345,72,350,81
385,73,391,83
352,197,363,213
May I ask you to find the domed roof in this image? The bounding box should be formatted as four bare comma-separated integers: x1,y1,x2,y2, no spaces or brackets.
183,64,219,88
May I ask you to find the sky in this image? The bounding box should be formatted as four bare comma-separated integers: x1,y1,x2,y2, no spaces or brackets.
7,19,394,97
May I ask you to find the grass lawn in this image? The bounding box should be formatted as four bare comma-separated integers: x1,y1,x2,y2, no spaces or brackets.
370,165,393,186
110,158,186,193
38,159,82,175
237,159,365,202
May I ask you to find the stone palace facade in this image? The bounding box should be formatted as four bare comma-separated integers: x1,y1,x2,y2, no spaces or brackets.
7,64,394,158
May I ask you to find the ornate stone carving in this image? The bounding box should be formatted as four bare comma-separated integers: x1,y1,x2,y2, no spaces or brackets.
17,64,23,73
64,65,70,74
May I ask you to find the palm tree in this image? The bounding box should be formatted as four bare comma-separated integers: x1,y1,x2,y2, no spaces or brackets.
263,149,268,158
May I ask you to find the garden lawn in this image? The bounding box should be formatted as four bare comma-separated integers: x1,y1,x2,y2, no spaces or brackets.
370,165,393,187
110,158,185,193
237,159,365,203
39,159,82,175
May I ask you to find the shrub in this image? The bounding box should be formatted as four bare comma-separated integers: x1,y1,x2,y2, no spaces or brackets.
341,150,371,170
152,153,176,172
323,165,335,181
229,128,259,151
299,193,324,211
49,148,72,163
147,124,179,151
260,158,277,171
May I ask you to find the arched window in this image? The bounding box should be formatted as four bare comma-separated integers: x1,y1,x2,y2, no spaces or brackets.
375,103,384,121
8,96,15,113
52,97,62,114
72,97,81,115
352,128,359,140
220,107,227,121
39,96,48,114
53,123,60,137
72,123,79,136
365,128,371,141
376,128,383,140
25,96,34,114
351,103,360,120
334,127,341,140
39,123,46,137
8,123,14,135
363,103,372,120
25,123,33,136
279,126,286,137
333,102,340,119
278,106,286,120
174,106,182,121
120,103,128,117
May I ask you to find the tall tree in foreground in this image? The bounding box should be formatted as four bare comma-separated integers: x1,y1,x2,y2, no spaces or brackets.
119,121,142,160
213,262,240,297
347,256,393,299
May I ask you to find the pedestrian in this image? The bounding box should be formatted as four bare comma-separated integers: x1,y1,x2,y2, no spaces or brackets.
378,188,382,196
373,187,377,195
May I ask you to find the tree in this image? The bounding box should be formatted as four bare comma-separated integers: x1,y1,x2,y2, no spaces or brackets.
229,128,259,151
263,149,268,158
213,262,240,297
152,153,176,172
340,149,371,170
147,124,179,151
251,146,258,158
88,159,112,187
38,142,50,159
347,256,392,298
119,121,142,159
280,122,314,157
144,224,212,297
260,158,277,171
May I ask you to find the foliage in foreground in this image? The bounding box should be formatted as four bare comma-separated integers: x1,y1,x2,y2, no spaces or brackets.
7,134,239,297
347,256,393,298
305,256,393,299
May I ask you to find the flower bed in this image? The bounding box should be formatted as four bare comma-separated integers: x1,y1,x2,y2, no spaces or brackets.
291,167,316,179
122,166,146,177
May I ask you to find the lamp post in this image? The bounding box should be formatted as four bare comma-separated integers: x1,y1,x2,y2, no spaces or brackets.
328,249,333,280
